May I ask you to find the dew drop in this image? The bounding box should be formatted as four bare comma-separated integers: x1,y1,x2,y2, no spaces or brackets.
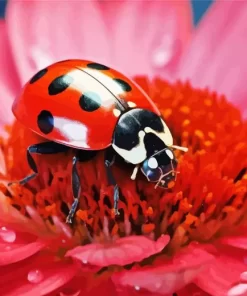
240,271,247,281
228,283,247,296
27,269,44,284
134,286,140,291
82,259,88,264
0,227,16,243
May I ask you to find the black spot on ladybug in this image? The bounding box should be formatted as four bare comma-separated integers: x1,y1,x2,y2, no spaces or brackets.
87,63,110,70
113,108,164,150
79,91,102,112
37,110,54,134
30,68,48,84
113,78,132,92
48,75,74,96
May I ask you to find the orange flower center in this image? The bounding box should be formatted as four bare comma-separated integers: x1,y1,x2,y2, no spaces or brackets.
1,77,247,255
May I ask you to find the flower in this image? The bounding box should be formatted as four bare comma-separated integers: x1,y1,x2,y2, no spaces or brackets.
1,1,247,296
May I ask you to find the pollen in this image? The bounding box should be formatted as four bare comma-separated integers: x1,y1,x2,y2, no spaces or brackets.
1,78,247,256
179,105,190,114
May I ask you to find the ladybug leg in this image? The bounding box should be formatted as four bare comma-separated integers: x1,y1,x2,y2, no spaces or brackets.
8,141,69,186
66,155,80,224
105,150,120,215
66,150,97,224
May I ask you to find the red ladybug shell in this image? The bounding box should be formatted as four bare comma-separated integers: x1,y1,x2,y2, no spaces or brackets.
12,59,160,150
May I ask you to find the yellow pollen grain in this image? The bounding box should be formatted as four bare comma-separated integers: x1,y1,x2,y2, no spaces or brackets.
195,130,204,139
223,206,236,213
184,213,198,226
45,203,56,214
182,119,190,127
208,132,215,139
146,206,154,216
204,141,213,147
182,131,189,138
205,192,213,203
233,120,240,127
204,99,212,106
243,174,247,180
180,105,190,114
77,209,88,221
174,191,183,203
180,198,192,212
168,181,175,189
142,223,155,234
163,108,172,118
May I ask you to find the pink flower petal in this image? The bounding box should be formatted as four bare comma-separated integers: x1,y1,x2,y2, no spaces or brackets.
0,240,45,265
112,243,214,295
0,192,47,235
177,283,211,296
51,275,117,296
220,235,247,250
195,244,247,296
0,20,20,128
176,1,247,115
6,0,111,84
6,0,192,82
66,235,170,267
0,254,80,296
107,0,193,78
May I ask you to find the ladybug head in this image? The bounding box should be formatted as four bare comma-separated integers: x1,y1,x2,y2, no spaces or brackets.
140,148,178,188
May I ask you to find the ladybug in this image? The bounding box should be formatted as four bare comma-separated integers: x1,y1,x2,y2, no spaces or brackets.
9,59,188,223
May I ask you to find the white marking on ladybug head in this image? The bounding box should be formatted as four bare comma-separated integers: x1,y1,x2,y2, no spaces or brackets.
112,130,146,165
144,117,173,147
165,149,174,159
147,157,158,169
127,101,137,108
113,108,121,117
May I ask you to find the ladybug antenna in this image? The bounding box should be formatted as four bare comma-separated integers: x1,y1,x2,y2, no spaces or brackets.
131,165,140,180
170,145,188,153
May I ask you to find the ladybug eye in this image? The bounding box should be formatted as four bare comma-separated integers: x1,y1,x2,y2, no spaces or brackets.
147,157,158,169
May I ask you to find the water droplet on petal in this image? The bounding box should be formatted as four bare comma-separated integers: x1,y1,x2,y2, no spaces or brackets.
0,227,16,243
228,283,247,296
152,47,171,68
134,286,140,291
27,269,44,284
240,271,247,281
82,260,88,264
